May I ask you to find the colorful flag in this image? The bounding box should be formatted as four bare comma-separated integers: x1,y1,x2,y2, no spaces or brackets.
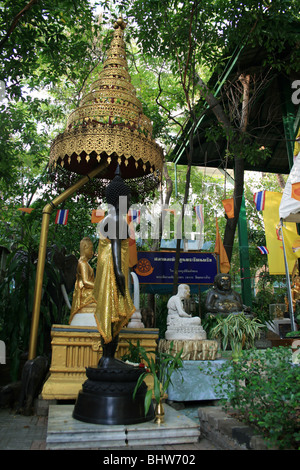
128,209,140,223
55,209,69,225
222,198,234,219
253,191,266,211
257,246,269,254
263,191,298,274
194,205,204,225
91,209,105,223
214,218,230,273
18,208,34,213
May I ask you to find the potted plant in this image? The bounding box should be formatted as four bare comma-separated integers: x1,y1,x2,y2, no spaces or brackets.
132,342,183,423
210,313,264,361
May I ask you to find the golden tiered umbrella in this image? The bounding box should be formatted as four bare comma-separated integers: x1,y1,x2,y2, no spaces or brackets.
49,17,164,200
28,18,164,359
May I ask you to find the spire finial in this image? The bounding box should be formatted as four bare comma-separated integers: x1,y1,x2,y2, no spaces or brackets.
114,17,126,30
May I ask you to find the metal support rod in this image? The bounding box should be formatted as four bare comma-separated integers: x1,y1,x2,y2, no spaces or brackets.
280,219,296,331
28,162,107,359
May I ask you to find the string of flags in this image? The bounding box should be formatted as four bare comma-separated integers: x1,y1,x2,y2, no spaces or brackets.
17,207,142,225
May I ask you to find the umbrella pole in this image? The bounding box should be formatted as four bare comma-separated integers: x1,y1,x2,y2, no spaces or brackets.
28,163,107,360
280,219,296,331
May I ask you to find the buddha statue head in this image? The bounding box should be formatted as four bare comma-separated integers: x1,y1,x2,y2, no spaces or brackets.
79,237,94,260
105,166,131,209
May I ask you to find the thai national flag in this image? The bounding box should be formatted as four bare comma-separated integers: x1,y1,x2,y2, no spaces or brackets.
55,209,69,225
253,191,266,211
194,205,204,225
128,209,140,223
257,246,269,254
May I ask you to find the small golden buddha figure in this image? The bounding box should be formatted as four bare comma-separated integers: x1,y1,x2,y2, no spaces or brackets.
69,237,96,324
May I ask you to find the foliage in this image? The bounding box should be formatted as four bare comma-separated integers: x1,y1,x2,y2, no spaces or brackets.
210,313,264,360
0,0,106,184
252,281,286,324
0,245,67,381
153,294,169,338
203,347,300,449
132,342,183,416
121,339,143,364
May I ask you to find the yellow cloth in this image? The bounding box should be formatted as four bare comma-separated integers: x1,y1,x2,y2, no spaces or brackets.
69,259,96,323
214,218,230,273
263,191,299,274
93,238,135,343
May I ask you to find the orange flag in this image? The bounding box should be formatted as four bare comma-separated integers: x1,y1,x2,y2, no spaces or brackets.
91,209,105,223
126,214,138,267
18,208,34,213
291,182,300,201
214,218,230,273
222,198,234,218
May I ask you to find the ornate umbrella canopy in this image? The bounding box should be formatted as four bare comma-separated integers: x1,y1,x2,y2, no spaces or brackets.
49,18,164,201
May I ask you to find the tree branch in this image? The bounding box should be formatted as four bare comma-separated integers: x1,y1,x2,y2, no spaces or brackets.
0,0,39,50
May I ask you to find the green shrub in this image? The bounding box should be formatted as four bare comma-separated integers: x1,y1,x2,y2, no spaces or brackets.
204,347,300,449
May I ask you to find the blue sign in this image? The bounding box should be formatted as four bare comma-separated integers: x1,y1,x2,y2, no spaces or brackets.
134,251,217,285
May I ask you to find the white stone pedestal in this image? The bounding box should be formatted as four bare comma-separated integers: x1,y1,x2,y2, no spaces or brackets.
166,360,231,401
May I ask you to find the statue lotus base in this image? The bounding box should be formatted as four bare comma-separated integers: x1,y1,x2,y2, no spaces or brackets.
159,339,218,361
73,365,154,425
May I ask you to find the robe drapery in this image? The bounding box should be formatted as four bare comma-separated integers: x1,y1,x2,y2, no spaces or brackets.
69,259,96,324
93,237,135,343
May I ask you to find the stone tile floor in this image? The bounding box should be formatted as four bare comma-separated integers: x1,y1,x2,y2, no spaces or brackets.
0,404,219,451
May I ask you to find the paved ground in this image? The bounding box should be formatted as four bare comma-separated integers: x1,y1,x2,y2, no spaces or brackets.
0,405,220,451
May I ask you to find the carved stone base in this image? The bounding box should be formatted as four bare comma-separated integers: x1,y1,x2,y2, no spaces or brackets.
165,324,206,341
158,339,218,361
41,325,159,400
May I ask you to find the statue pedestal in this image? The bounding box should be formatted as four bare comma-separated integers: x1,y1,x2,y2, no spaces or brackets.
158,339,218,361
166,360,230,401
41,325,159,400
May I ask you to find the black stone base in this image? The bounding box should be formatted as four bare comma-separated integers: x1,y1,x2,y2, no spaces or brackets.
73,365,155,425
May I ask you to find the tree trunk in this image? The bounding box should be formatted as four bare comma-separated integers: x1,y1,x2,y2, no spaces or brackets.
223,74,250,262
223,156,245,261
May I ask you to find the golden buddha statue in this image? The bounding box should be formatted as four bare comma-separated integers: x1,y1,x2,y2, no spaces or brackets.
69,237,96,324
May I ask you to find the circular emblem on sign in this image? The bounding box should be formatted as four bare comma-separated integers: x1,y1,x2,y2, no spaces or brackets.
135,258,154,276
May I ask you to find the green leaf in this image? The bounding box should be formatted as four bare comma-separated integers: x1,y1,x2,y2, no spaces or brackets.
144,389,153,416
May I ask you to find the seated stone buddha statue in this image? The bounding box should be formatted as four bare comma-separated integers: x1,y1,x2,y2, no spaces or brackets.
165,284,206,340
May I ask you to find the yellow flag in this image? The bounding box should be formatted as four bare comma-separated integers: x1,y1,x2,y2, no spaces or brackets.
263,191,299,274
